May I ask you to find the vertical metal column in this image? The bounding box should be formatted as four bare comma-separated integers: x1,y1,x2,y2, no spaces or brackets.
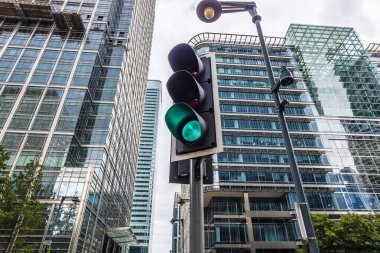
189,158,205,253
248,4,320,253
243,192,256,253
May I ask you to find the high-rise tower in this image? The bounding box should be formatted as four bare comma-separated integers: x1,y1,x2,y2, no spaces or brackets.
175,25,380,253
367,43,380,75
0,0,156,252
130,80,161,253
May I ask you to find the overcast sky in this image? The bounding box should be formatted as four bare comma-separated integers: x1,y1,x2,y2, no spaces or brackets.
147,0,380,252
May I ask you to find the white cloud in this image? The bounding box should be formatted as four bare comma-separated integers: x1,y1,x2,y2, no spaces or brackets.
148,0,380,252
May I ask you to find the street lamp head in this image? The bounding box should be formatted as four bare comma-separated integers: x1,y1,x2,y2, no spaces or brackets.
170,218,183,224
170,218,177,224
196,0,222,23
279,66,294,86
177,198,189,206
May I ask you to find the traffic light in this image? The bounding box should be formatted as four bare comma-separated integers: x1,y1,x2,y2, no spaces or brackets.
165,43,222,162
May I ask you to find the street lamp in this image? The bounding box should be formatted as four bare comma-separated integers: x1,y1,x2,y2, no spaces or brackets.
41,196,80,252
197,1,320,253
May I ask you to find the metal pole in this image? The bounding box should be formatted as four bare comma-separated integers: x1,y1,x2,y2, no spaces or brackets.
189,158,205,253
248,5,320,253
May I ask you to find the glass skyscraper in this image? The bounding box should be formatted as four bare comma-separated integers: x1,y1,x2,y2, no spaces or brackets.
367,43,380,75
0,0,155,252
130,80,161,253
174,24,380,253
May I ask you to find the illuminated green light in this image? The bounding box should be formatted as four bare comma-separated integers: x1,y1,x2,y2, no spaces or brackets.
182,120,202,142
165,103,206,144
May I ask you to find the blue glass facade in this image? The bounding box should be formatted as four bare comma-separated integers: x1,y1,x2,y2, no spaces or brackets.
130,80,161,253
177,26,380,253
0,0,155,252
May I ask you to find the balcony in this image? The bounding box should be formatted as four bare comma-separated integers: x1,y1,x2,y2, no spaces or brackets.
0,0,84,31
206,223,300,251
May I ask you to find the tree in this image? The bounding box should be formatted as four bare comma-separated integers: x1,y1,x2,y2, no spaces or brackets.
0,146,46,252
296,213,380,253
0,146,11,221
337,213,380,253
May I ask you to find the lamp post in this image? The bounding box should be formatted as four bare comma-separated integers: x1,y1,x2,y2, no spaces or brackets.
41,196,80,252
196,1,320,253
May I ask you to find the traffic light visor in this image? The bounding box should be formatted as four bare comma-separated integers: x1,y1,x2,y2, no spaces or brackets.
168,43,204,75
167,70,206,108
165,103,207,144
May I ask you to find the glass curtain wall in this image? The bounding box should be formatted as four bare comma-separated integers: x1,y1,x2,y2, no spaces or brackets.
0,0,156,252
130,80,161,253
184,28,380,253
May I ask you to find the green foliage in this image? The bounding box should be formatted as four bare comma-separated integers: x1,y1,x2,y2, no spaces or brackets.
311,214,341,253
338,213,379,253
0,146,46,252
297,213,380,253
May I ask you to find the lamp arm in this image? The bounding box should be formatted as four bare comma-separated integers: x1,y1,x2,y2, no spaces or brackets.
221,8,246,14
218,1,256,14
219,1,256,8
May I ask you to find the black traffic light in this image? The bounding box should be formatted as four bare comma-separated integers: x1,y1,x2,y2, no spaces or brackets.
165,43,221,160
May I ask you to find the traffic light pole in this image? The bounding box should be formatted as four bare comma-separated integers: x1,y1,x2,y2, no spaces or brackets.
189,158,205,253
248,5,320,253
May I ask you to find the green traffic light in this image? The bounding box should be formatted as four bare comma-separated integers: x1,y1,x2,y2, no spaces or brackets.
182,120,202,142
165,103,207,144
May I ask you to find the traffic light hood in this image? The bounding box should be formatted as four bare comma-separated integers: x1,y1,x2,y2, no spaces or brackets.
165,103,208,145
168,43,204,75
167,70,206,109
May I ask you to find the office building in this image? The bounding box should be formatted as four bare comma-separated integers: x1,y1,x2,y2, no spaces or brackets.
174,25,380,253
130,80,161,253
0,0,155,252
367,43,380,75
171,192,181,253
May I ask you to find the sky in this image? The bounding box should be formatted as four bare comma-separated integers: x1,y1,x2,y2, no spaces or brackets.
147,0,380,252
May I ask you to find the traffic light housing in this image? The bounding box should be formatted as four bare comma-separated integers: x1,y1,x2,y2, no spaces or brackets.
165,43,222,162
